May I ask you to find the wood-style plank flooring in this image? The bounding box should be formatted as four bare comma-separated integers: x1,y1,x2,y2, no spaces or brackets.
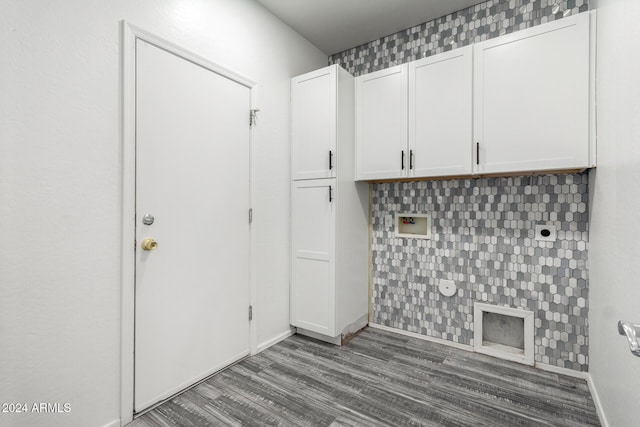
129,327,600,426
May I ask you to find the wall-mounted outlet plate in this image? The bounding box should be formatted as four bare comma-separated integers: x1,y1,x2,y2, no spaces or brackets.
535,224,557,242
395,213,431,239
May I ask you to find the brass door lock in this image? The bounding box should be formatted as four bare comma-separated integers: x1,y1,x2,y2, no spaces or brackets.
141,238,158,251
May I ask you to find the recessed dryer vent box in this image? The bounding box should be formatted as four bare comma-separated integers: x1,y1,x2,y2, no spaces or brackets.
395,213,431,239
474,302,534,366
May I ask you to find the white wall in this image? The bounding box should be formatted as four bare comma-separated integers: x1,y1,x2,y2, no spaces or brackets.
588,0,640,425
0,1,326,426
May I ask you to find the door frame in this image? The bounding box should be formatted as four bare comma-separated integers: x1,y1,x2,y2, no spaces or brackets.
120,21,258,424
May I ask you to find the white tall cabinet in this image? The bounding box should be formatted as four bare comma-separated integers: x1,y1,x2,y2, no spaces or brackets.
290,65,369,343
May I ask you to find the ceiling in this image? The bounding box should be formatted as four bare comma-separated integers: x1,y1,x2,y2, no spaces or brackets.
255,0,482,55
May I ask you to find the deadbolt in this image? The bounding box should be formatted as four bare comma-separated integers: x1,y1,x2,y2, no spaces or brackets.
142,214,155,225
141,238,158,251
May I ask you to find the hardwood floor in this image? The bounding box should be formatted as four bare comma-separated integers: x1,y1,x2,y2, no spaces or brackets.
129,327,600,426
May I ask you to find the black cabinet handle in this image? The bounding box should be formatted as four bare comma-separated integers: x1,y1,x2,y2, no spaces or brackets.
476,142,480,165
410,150,414,170
329,186,333,202
329,150,333,170
401,150,405,170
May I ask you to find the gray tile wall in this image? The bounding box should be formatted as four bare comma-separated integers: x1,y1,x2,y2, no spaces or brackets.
329,0,589,76
372,174,589,371
331,0,591,371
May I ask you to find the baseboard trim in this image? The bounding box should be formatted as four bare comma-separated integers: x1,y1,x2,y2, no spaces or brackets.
368,323,473,351
369,323,592,381
586,374,609,427
534,362,588,379
256,328,296,353
103,420,121,427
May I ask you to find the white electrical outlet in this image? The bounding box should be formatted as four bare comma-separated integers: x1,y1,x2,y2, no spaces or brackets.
535,224,557,242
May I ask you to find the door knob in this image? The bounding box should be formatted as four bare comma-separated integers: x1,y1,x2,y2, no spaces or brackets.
618,320,640,357
141,238,158,251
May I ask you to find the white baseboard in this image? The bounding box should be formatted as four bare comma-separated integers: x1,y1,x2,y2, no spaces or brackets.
369,323,595,382
103,420,121,427
534,362,589,379
256,328,296,353
586,374,609,427
368,323,473,351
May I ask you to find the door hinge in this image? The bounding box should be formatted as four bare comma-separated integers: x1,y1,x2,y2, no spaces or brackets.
249,109,260,127
249,208,253,224
249,305,253,321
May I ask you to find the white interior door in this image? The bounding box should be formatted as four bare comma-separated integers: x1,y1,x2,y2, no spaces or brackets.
134,39,251,412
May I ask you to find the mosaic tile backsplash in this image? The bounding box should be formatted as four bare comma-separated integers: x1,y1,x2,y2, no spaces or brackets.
372,174,589,371
329,0,590,75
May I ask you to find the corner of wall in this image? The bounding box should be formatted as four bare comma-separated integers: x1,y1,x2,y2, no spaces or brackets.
586,374,610,427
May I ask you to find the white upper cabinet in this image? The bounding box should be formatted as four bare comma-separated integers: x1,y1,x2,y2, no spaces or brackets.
354,12,594,181
355,64,408,180
291,66,337,180
409,46,473,178
473,12,593,174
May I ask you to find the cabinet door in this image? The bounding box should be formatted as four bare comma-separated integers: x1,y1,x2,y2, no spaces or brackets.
291,66,336,180
291,179,336,336
409,46,473,177
474,13,591,174
356,64,408,180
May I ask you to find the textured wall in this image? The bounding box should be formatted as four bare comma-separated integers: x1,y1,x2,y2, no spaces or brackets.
330,0,589,76
372,174,590,371
0,1,326,426
588,0,640,424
